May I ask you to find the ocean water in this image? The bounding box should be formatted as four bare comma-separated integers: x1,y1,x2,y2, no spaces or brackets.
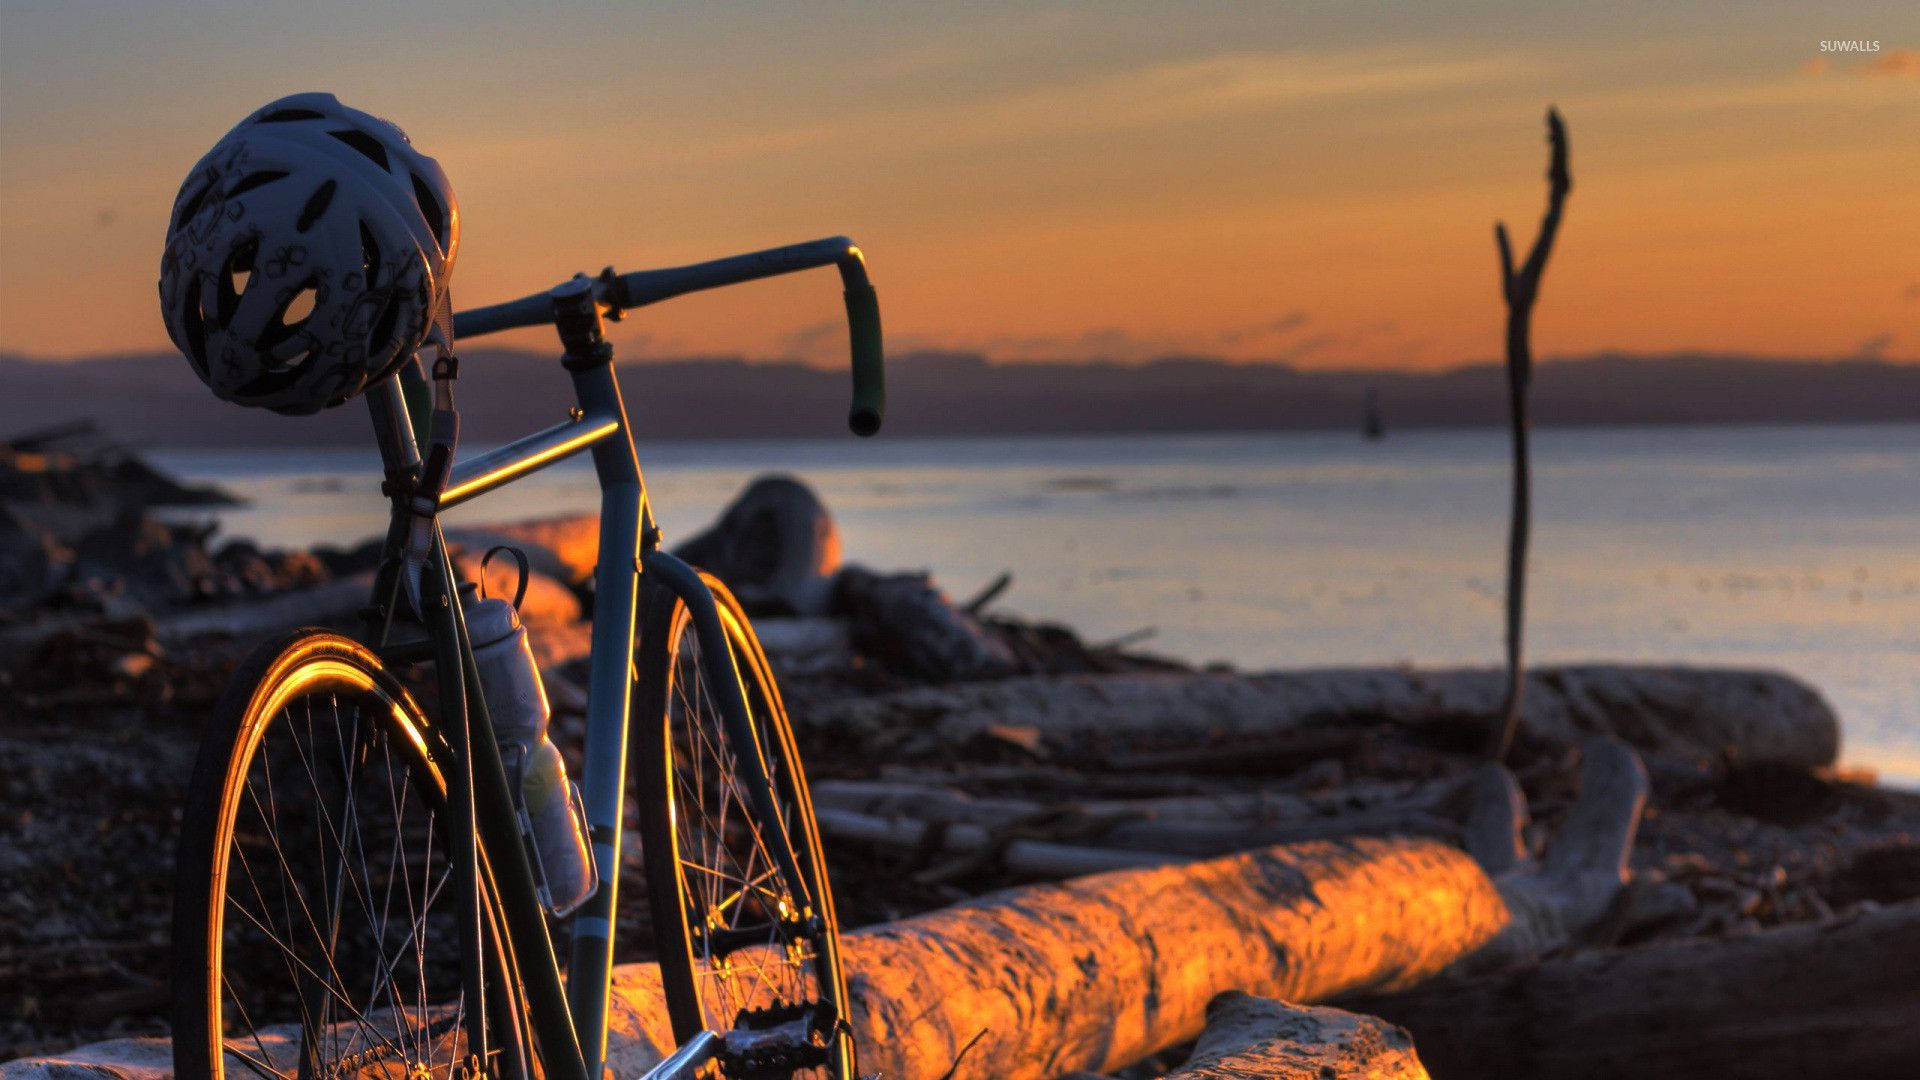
150,424,1920,785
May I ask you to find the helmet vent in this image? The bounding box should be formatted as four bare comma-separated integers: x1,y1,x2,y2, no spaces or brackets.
257,107,325,123
216,238,258,324
283,285,317,326
358,220,383,284
410,173,448,252
178,285,210,378
327,128,391,170
226,170,289,199
173,178,217,233
260,280,319,348
296,180,336,233
265,347,311,374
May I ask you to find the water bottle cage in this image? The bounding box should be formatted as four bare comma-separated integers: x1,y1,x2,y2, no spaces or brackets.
501,741,599,918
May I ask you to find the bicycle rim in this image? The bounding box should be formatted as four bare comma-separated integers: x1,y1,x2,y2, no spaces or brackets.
172,631,521,1079
636,579,854,1078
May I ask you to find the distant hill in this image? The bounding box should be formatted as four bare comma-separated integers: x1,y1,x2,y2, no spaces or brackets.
2,349,1918,448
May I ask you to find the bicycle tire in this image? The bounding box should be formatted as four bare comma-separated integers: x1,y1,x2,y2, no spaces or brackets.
171,629,530,1079
633,573,855,1079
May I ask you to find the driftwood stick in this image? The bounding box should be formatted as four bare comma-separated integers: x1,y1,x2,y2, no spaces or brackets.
1160,993,1429,1080
812,777,1464,827
961,570,1013,614
1460,762,1530,876
1098,726,1369,776
1469,736,1645,970
814,806,1176,877
1489,106,1571,763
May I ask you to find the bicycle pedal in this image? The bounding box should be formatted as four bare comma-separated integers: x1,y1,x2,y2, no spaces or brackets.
719,999,834,1077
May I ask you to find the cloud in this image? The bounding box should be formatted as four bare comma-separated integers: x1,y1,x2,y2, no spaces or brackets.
1799,56,1831,77
1217,312,1309,346
646,46,1536,167
881,311,1428,368
1855,332,1896,360
1905,283,1920,302
774,320,845,362
1869,48,1920,78
978,311,1319,363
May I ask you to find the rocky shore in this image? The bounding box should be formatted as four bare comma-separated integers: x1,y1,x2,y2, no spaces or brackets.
2,464,1916,1076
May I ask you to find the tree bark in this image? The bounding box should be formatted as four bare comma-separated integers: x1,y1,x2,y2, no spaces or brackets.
834,836,1506,1079
1357,898,1920,1080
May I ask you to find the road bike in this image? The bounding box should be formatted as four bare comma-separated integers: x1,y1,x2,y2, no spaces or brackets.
170,237,884,1079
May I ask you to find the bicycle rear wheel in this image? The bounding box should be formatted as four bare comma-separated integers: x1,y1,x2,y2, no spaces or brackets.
633,572,855,1079
171,630,527,1079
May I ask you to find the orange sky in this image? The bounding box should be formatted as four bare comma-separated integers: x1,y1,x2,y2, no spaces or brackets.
1,3,1914,369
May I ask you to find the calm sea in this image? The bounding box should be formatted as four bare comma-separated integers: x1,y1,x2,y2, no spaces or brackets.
151,424,1920,786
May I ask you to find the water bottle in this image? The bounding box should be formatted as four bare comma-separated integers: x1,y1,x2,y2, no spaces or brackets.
464,582,597,916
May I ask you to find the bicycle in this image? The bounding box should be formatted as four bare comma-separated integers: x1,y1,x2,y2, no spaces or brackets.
170,237,885,1080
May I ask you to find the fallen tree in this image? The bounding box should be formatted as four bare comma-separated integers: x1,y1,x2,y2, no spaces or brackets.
831,835,1504,1079
1356,898,1920,1080
811,775,1472,868
5,836,1507,1080
799,666,1837,770
0,739,1658,1080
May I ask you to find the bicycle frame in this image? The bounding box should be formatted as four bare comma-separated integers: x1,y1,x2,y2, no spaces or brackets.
357,237,881,1080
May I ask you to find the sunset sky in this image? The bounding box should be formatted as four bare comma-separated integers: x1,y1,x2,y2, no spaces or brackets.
1,1,1914,370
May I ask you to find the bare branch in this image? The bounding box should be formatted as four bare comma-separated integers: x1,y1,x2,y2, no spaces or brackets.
1495,222,1516,297
1513,106,1573,306
1488,107,1572,764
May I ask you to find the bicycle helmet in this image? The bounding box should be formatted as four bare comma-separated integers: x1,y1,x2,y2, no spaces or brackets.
158,92,458,415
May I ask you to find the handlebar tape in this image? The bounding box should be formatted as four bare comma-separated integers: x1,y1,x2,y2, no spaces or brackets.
843,282,885,436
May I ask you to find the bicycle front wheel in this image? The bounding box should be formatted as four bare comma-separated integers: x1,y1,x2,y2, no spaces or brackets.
171,630,524,1079
633,572,854,1079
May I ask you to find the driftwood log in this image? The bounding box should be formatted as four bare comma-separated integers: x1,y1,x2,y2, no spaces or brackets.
833,564,1018,681
811,775,1472,867
838,835,1503,1079
0,992,1438,1080
819,737,1642,968
1358,898,1920,1080
1466,736,1645,968
799,667,1838,770
5,837,1506,1080
1158,993,1428,1080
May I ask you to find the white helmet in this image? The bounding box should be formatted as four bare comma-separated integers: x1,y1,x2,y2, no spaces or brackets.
158,93,458,415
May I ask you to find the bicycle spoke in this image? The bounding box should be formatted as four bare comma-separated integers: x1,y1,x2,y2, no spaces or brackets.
193,646,486,1080
655,603,840,1074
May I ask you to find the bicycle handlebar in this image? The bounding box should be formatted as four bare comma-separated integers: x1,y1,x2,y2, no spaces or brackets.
451,237,885,436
